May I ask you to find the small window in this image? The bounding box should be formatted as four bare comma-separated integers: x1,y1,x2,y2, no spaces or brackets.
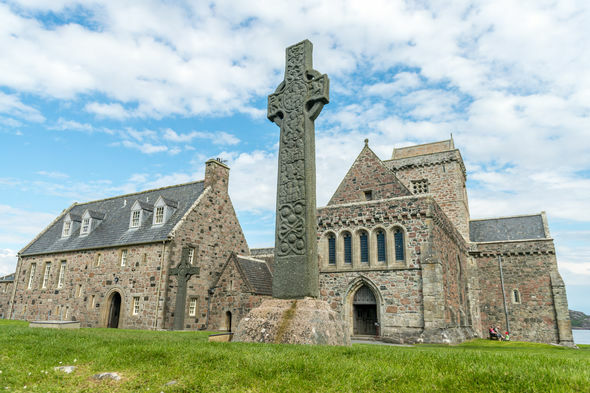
512,289,521,304
42,262,51,289
411,179,429,194
343,232,352,264
394,228,405,261
81,218,90,235
77,284,83,298
131,210,140,228
121,250,127,267
62,220,71,237
27,263,36,289
359,231,369,263
95,253,102,267
188,248,195,265
377,230,386,262
89,295,95,309
328,234,336,265
57,261,66,289
364,190,373,201
189,298,197,317
133,296,140,315
155,206,164,224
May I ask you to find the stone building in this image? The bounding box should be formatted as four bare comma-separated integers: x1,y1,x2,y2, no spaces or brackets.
0,273,14,319
4,139,574,346
314,138,573,345
6,159,249,330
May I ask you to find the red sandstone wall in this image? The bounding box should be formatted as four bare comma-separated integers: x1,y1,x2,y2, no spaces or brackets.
328,146,411,206
475,239,560,343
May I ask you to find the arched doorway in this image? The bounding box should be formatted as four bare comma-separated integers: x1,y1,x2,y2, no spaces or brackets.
225,311,232,332
353,285,377,336
107,292,122,328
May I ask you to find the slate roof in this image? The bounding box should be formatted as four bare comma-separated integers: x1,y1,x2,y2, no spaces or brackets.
0,273,14,282
20,181,205,256
250,247,274,256
470,214,547,242
236,256,273,296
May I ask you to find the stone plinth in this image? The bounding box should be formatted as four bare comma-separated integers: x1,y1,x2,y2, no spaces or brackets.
233,298,350,346
30,321,80,329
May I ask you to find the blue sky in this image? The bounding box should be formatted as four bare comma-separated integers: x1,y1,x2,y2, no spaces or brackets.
1,0,589,313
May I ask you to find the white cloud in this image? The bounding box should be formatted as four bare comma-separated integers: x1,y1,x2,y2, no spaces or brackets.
162,128,240,145
119,140,168,154
0,92,45,122
85,102,131,120
50,117,95,132
36,170,69,179
0,248,17,276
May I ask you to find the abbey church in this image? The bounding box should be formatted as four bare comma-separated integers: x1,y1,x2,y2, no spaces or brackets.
1,138,574,346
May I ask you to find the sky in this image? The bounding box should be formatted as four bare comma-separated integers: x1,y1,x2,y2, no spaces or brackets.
0,0,589,313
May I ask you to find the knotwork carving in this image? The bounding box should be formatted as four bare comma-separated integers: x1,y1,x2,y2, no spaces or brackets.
278,202,305,255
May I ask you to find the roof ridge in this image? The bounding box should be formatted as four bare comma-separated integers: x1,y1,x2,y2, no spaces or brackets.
73,180,205,206
470,212,543,222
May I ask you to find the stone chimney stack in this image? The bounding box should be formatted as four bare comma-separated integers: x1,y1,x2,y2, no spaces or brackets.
204,158,230,191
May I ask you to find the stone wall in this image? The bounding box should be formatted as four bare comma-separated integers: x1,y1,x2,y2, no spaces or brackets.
11,242,167,329
317,195,475,343
163,160,250,330
473,239,573,344
0,280,14,318
385,149,470,240
327,144,411,206
208,258,270,332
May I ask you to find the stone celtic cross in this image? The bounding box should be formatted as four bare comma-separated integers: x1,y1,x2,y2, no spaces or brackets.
268,39,329,298
169,247,200,330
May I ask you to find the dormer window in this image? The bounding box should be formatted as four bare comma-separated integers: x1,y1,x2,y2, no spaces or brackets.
155,206,164,224
131,210,140,228
129,200,153,229
79,209,105,236
62,220,72,237
81,218,90,235
152,196,177,226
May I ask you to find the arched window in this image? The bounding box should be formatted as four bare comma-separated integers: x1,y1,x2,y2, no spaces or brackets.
376,229,386,263
343,232,352,264
328,233,336,265
511,289,521,304
394,227,404,261
359,230,369,263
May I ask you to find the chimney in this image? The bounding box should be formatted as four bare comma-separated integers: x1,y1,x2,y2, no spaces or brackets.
204,158,230,191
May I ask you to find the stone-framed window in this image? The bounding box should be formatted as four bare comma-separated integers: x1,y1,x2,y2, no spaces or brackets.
121,249,128,267
328,233,336,265
80,217,90,235
89,295,95,309
511,289,521,304
376,229,386,263
189,298,197,317
95,253,102,267
27,263,36,289
42,262,51,289
364,190,373,201
77,284,83,298
411,179,429,194
62,220,72,237
394,227,405,261
154,206,164,224
188,248,195,265
130,210,141,228
343,232,352,264
57,260,66,289
359,230,369,263
132,296,140,315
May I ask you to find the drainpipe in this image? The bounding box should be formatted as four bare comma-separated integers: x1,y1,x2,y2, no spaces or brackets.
153,240,167,329
498,255,510,333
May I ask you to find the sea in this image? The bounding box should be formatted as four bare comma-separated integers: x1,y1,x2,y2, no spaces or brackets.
573,329,590,345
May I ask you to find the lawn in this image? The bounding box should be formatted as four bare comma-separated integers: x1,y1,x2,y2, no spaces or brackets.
0,320,588,392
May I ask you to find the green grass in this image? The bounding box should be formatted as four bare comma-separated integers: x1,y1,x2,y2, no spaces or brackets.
0,320,589,392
